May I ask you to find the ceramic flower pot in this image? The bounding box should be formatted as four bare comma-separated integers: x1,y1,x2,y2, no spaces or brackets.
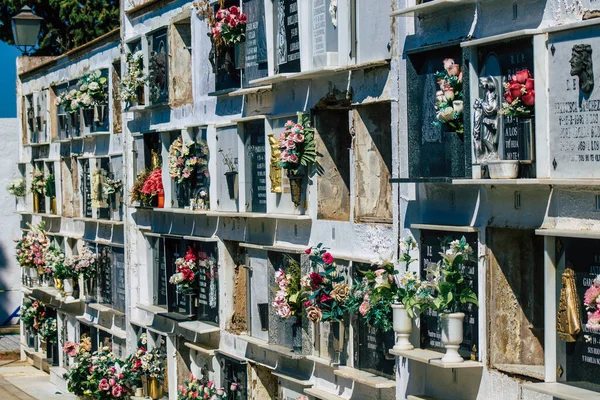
148,377,163,400
136,86,145,106
487,160,519,179
58,114,66,131
225,171,239,200
440,312,465,364
392,303,414,351
82,108,94,127
63,278,75,301
69,112,79,132
157,192,165,208
134,387,144,397
288,173,305,207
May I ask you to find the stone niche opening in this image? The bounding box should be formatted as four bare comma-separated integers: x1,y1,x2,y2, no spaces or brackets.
169,18,193,108
487,228,544,380
353,103,392,224
248,363,277,399
406,45,469,179
227,241,247,334
314,107,351,221
61,157,81,217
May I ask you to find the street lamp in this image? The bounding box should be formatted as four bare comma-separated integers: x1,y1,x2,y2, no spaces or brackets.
11,6,43,56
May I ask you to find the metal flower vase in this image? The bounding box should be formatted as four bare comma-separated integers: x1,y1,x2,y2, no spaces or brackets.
95,104,107,125
288,173,305,207
225,171,239,200
147,377,163,400
82,108,94,127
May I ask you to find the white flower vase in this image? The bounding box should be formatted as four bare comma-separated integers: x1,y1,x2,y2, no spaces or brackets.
392,304,414,351
134,387,144,397
440,312,465,364
63,278,75,301
28,268,39,287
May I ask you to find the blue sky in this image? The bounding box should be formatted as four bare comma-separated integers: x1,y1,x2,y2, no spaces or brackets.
0,42,20,118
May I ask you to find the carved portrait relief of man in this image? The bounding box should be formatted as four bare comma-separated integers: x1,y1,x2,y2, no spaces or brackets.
570,44,594,94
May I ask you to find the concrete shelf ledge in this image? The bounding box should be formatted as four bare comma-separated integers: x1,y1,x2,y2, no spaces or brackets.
304,387,345,400
235,333,306,360
73,217,124,225
408,396,440,400
522,382,600,400
88,303,125,316
410,223,478,233
136,303,167,314
390,348,482,369
390,0,480,17
306,355,339,367
152,207,310,221
178,321,221,335
333,366,396,389
494,364,544,380
271,370,312,386
249,73,293,86
452,178,600,186
535,228,600,240
184,341,217,357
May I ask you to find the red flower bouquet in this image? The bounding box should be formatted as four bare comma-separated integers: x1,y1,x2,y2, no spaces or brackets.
211,6,247,46
141,168,164,203
500,69,535,117
169,248,199,295
302,244,350,323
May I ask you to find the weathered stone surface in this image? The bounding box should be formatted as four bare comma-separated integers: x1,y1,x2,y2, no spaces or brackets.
169,22,193,108
487,228,544,369
315,109,351,221
353,104,392,224
111,62,122,134
248,364,277,399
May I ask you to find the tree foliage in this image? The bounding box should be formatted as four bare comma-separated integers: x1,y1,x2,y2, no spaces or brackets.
0,0,119,56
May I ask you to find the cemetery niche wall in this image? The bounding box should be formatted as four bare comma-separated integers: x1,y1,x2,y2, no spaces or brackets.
406,45,470,179
549,25,600,179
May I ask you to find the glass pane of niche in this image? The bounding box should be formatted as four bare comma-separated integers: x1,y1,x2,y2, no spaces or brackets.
149,28,169,104
352,263,395,379
268,252,302,348
477,39,535,178
243,121,267,213
213,0,242,92
556,237,600,393
220,354,248,400
406,46,467,179
113,248,126,313
419,230,479,358
274,0,301,74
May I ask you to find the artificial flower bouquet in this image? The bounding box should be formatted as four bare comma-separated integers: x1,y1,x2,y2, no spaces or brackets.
15,222,50,271
39,317,57,344
31,169,46,195
20,300,46,334
54,89,83,114
500,69,535,117
584,275,600,332
46,244,75,281
120,51,147,103
272,257,307,320
78,70,109,106
45,173,56,198
278,113,317,175
210,5,247,47
141,338,167,383
103,178,122,196
141,168,164,204
169,247,199,295
302,245,350,323
427,237,478,313
65,247,98,281
178,374,233,400
168,137,210,185
433,58,464,134
7,178,26,197
130,169,152,205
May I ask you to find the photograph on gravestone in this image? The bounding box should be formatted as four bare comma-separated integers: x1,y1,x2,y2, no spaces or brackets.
276,0,301,73
479,39,535,174
244,121,267,213
352,263,395,379
420,231,478,356
407,46,466,178
242,0,268,86
113,248,126,313
548,26,600,179
557,238,600,392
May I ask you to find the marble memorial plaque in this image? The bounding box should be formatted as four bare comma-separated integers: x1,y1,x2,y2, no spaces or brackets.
549,26,600,178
